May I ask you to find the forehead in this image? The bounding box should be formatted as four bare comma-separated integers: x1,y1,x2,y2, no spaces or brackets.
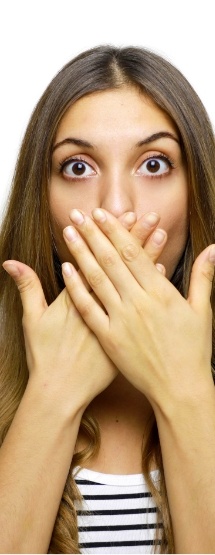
55,87,178,143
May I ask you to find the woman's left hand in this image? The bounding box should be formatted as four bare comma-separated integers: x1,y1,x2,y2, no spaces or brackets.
62,208,215,414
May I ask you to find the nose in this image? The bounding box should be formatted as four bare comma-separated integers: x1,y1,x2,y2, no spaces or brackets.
99,174,135,218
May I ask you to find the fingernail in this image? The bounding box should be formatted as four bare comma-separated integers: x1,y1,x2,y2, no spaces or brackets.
143,212,159,229
152,229,166,245
63,226,78,242
209,245,215,263
70,209,85,224
156,263,165,275
122,212,136,225
92,208,107,222
62,262,73,277
3,262,21,277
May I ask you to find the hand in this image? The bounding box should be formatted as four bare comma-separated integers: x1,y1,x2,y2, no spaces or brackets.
2,261,118,415
2,211,167,414
118,210,166,271
61,208,215,413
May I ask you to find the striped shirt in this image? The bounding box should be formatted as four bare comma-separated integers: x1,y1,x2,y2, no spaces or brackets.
74,467,162,554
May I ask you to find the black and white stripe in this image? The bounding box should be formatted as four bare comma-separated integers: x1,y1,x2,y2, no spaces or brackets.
74,467,162,554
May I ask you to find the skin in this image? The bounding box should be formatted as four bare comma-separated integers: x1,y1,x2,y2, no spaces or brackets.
60,211,215,552
50,86,189,279
2,86,215,553
49,86,189,472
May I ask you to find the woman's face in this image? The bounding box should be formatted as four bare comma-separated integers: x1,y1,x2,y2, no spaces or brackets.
50,87,188,278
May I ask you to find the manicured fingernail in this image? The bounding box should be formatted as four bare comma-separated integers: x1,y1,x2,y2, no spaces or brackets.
143,212,159,229
3,262,21,277
92,208,107,222
122,212,136,225
70,209,85,224
152,229,166,245
62,262,73,277
63,226,78,241
209,245,215,263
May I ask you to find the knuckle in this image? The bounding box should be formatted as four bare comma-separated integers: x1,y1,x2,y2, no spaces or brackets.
88,269,105,288
202,264,215,283
121,242,140,262
134,300,148,317
17,277,35,295
79,299,93,319
100,251,116,268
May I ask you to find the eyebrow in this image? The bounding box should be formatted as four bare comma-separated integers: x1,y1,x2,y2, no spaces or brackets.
136,131,179,147
52,137,95,152
52,131,179,153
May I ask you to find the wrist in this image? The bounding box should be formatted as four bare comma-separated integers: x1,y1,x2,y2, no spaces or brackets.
152,371,215,424
24,376,86,428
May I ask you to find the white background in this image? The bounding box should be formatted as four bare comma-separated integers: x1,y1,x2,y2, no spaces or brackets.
0,0,214,218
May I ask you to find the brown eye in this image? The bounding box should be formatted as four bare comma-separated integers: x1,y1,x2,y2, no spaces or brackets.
137,156,171,177
146,159,161,173
61,159,96,179
72,162,87,175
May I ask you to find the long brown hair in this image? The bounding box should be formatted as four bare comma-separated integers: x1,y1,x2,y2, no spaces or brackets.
0,45,215,553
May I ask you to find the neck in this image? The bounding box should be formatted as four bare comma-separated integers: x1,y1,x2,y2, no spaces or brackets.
76,374,155,474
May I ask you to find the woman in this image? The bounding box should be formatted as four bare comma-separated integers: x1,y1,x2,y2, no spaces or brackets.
0,45,215,554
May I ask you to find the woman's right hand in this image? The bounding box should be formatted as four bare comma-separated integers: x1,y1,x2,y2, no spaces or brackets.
3,211,166,416
0,212,167,554
3,260,119,417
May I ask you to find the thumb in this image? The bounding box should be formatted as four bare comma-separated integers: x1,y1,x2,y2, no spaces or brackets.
188,245,215,312
3,260,48,319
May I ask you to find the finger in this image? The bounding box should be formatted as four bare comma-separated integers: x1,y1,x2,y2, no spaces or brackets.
118,211,137,230
62,262,108,329
91,209,167,270
128,212,160,242
110,210,167,266
72,269,104,306
121,211,167,263
2,260,47,319
91,209,161,247
156,263,166,276
68,209,163,292
188,245,215,312
78,269,92,291
143,228,167,262
62,226,122,309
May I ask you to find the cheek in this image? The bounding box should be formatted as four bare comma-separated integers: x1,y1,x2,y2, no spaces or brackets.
148,175,189,278
49,186,72,229
49,193,77,264
49,183,97,234
158,208,189,278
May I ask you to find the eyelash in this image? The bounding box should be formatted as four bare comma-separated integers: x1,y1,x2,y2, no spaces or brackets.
139,153,175,179
57,153,175,180
58,156,94,177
